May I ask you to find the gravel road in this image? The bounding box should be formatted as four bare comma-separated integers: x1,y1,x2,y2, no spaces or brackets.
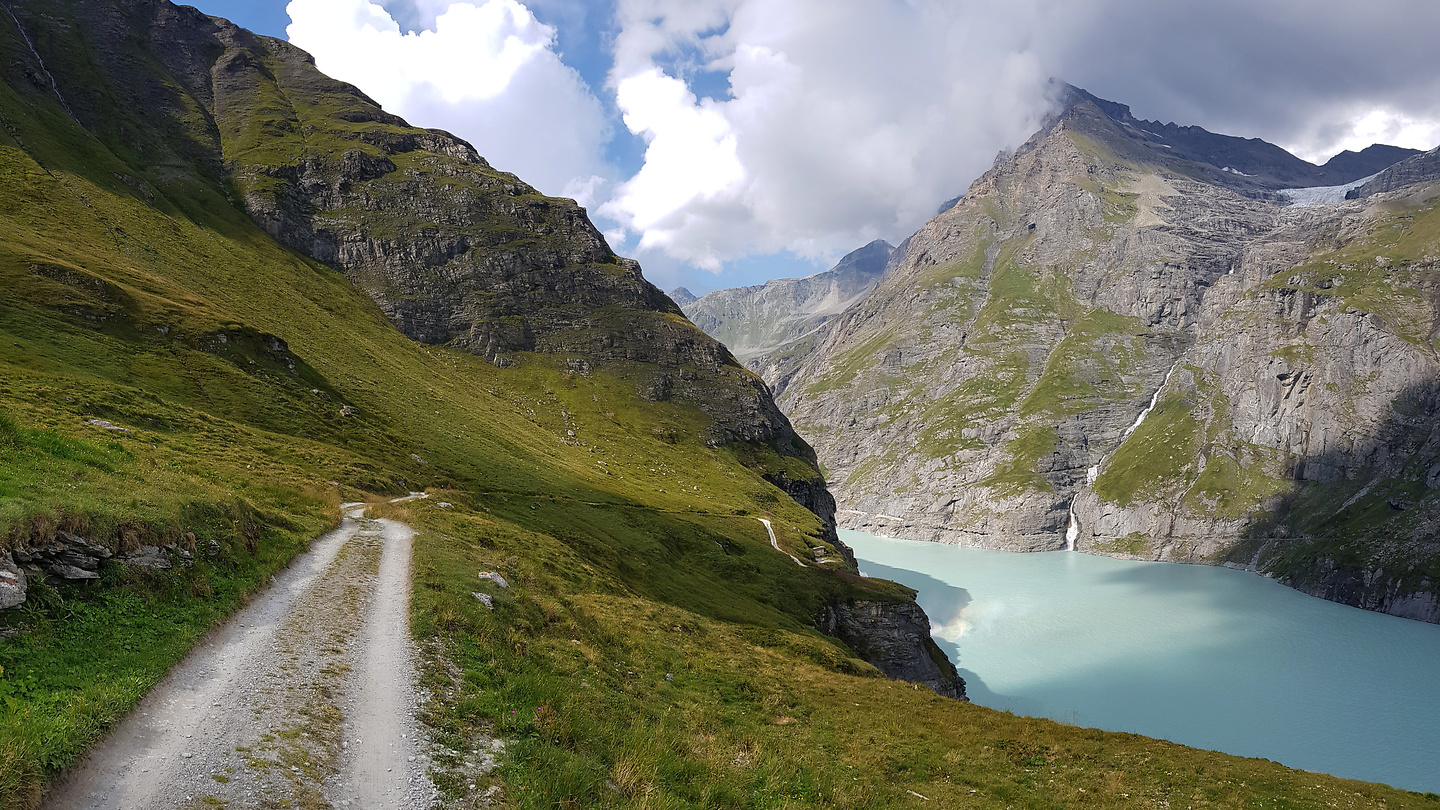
42,504,437,809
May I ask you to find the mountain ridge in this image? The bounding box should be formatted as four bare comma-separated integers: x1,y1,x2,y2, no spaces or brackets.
681,240,894,385
710,86,1440,624
1053,83,1420,192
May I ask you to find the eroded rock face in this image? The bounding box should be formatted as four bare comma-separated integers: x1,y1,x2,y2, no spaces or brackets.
0,553,26,610
820,599,966,700
753,88,1440,621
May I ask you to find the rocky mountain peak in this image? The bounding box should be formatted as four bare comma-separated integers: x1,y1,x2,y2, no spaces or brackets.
1045,83,1420,193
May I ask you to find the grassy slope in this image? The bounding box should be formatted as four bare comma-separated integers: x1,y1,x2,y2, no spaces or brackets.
0,45,872,801
0,10,1433,810
397,495,1440,808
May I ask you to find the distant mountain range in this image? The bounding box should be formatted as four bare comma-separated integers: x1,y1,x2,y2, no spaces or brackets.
677,240,894,371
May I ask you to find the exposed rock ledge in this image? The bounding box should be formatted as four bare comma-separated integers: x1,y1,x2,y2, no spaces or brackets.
820,598,967,700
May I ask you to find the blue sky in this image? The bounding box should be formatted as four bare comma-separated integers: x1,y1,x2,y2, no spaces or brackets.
183,0,1440,296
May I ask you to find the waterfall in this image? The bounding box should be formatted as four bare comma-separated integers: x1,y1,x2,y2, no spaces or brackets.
1064,505,1078,552
3,3,79,122
1122,362,1181,440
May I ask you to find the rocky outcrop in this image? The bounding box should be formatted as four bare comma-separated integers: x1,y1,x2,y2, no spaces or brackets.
13,532,113,582
760,470,856,567
819,599,966,700
0,553,26,610
0,534,199,609
744,86,1440,622
1281,556,1440,624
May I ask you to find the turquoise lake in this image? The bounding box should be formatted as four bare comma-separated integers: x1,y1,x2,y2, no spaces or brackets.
841,529,1440,793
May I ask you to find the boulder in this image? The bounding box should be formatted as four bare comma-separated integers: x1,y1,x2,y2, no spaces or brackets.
478,571,509,588
48,564,99,581
122,546,172,569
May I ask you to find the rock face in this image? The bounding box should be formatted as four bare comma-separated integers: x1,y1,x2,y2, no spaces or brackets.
683,240,893,371
0,553,26,610
13,532,113,582
820,599,966,700
746,85,1440,622
1349,146,1440,198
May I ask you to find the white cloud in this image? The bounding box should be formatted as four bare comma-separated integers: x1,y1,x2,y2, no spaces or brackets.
286,0,1440,286
285,0,609,196
1286,108,1440,165
599,0,1056,271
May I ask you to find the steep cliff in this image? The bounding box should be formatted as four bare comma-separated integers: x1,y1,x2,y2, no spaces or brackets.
820,597,966,699
757,87,1440,621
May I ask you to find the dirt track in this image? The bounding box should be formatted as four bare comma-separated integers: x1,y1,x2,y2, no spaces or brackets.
42,504,436,809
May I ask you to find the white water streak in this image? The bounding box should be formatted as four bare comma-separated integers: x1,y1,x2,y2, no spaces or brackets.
1123,363,1181,439
2,3,79,123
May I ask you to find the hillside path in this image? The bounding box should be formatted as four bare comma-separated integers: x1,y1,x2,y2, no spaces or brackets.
42,504,437,809
758,517,807,567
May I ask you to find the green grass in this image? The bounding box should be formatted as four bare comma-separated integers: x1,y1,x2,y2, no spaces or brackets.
1183,445,1291,522
1259,194,1440,348
0,59,854,798
984,424,1060,496
1091,532,1153,557
1093,391,1203,507
0,4,1435,807
1093,365,1293,521
395,498,1438,809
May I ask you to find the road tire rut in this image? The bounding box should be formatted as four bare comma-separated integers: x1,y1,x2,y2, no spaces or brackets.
42,505,436,810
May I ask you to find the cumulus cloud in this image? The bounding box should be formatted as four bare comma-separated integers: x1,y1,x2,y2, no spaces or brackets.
285,0,1440,286
599,0,1056,272
285,0,609,196
598,0,1440,278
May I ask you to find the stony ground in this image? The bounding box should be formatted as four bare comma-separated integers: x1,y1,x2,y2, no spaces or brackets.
41,505,439,810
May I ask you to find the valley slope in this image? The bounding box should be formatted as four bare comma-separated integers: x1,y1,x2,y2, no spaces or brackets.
0,0,959,802
0,7,1433,807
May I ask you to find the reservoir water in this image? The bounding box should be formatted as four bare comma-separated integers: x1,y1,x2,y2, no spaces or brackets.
842,529,1440,793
